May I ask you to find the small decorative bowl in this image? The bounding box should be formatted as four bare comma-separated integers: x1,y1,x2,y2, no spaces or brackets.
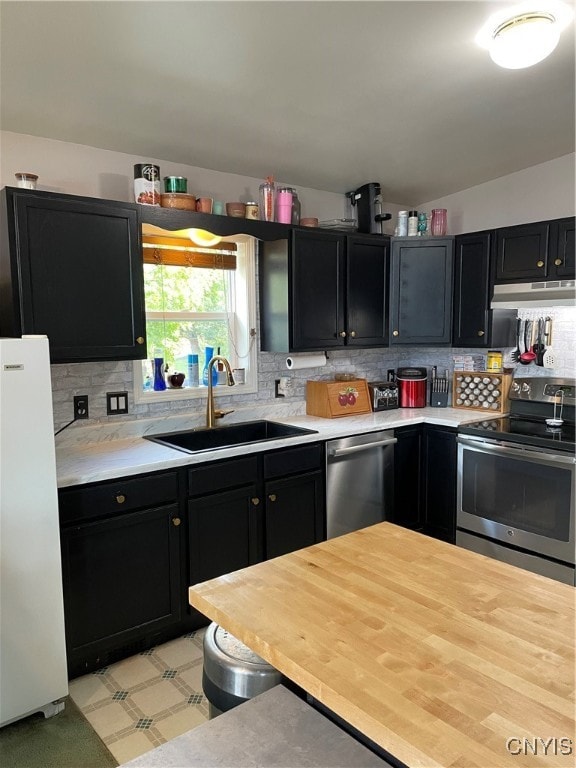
226,202,246,218
160,193,196,211
300,217,319,227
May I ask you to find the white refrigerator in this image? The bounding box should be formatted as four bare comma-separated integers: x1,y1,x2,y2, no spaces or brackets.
0,337,68,727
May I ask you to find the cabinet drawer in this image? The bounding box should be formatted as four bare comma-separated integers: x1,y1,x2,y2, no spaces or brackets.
264,443,323,480
188,456,259,496
59,471,179,524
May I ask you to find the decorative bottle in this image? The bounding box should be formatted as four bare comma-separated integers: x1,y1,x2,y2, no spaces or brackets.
202,346,218,386
431,208,447,236
152,353,166,391
259,176,275,222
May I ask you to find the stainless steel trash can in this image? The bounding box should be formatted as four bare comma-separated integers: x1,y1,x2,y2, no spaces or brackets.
202,623,282,718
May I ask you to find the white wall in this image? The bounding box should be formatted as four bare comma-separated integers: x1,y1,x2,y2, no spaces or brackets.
0,131,349,222
418,154,575,234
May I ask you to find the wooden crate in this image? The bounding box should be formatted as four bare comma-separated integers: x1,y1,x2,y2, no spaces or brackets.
452,371,512,414
306,379,371,418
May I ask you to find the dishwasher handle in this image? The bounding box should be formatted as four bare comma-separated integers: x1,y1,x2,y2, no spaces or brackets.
328,437,397,458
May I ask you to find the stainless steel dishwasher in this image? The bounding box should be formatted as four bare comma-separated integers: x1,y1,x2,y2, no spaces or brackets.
326,430,396,539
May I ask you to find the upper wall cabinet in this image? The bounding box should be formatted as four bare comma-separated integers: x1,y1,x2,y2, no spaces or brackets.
389,237,453,346
452,231,516,348
0,188,146,363
259,229,389,352
494,217,575,282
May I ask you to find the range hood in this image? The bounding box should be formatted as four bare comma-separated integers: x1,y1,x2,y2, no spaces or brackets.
491,280,576,309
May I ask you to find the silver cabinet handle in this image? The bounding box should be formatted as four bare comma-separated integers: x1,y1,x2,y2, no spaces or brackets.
328,437,397,458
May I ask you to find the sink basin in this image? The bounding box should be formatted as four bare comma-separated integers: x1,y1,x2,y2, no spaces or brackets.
145,420,318,454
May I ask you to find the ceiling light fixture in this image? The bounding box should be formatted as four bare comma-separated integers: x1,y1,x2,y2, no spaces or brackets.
476,1,574,69
188,229,222,247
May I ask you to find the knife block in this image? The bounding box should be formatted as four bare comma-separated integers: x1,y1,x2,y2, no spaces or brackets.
430,390,449,408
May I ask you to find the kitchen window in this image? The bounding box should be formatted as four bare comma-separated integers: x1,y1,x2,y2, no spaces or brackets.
133,234,257,404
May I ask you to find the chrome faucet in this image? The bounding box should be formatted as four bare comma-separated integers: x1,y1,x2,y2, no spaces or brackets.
205,356,235,428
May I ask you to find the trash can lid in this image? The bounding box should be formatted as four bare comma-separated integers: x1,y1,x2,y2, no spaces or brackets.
212,624,268,666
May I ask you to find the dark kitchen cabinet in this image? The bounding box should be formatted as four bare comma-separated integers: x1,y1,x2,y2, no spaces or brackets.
389,237,453,345
452,231,516,348
0,187,146,362
188,443,325,582
259,229,389,352
421,426,457,544
188,456,261,585
493,217,575,282
59,471,185,678
263,442,325,558
391,425,423,531
392,424,457,543
552,217,575,278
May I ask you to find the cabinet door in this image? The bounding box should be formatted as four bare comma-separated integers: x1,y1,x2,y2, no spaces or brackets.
452,233,492,347
291,229,346,350
61,503,182,673
552,217,575,278
346,234,389,347
188,486,261,584
494,222,549,281
422,427,457,544
1,189,145,362
390,238,453,345
392,426,423,531
264,471,324,559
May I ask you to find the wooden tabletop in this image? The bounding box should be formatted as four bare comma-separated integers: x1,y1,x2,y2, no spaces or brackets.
189,523,575,768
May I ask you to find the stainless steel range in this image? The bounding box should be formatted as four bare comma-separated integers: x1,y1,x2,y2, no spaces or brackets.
456,377,575,586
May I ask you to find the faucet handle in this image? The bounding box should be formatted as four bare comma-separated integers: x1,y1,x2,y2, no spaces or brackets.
214,409,234,420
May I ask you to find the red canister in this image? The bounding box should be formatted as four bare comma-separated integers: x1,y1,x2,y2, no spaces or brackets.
396,367,428,408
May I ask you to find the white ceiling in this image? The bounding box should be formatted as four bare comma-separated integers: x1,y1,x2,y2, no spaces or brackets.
1,1,574,204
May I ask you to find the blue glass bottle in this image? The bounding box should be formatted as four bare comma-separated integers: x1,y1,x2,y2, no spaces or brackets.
153,356,167,391
202,346,218,386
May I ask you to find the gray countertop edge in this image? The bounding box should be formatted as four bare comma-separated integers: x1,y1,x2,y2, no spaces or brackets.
56,407,489,488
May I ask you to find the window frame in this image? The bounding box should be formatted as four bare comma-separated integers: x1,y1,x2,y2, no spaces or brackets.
132,235,258,405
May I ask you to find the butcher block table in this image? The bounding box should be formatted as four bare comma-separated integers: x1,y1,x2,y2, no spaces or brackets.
189,523,575,768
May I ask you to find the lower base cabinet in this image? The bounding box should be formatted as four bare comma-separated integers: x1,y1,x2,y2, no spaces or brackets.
59,444,326,677
59,471,190,678
392,424,457,543
188,443,325,584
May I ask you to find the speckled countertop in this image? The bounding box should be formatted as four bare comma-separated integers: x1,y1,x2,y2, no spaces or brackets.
55,405,486,488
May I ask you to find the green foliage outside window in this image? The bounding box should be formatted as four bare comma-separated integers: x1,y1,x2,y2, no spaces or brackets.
143,264,230,376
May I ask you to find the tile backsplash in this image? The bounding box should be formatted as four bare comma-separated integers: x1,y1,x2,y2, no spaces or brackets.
51,306,575,433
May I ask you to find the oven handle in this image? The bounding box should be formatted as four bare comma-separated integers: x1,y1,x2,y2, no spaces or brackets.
457,436,576,465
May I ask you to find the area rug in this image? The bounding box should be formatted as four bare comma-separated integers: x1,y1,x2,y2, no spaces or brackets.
0,696,118,768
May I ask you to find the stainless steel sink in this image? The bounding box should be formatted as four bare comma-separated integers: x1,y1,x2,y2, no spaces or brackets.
145,420,318,454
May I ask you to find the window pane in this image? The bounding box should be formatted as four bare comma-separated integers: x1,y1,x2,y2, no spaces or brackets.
143,264,227,312
146,318,229,370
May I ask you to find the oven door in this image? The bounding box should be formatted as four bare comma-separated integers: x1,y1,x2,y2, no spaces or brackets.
457,435,575,565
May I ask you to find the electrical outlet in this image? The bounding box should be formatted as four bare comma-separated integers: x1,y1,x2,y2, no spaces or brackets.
73,395,89,419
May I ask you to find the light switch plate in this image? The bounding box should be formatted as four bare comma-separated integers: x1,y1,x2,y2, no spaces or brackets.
106,391,129,415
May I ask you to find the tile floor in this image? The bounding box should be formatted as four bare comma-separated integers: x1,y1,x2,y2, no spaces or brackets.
69,630,209,765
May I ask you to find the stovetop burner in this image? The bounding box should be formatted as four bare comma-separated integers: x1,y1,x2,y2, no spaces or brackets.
459,376,576,453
